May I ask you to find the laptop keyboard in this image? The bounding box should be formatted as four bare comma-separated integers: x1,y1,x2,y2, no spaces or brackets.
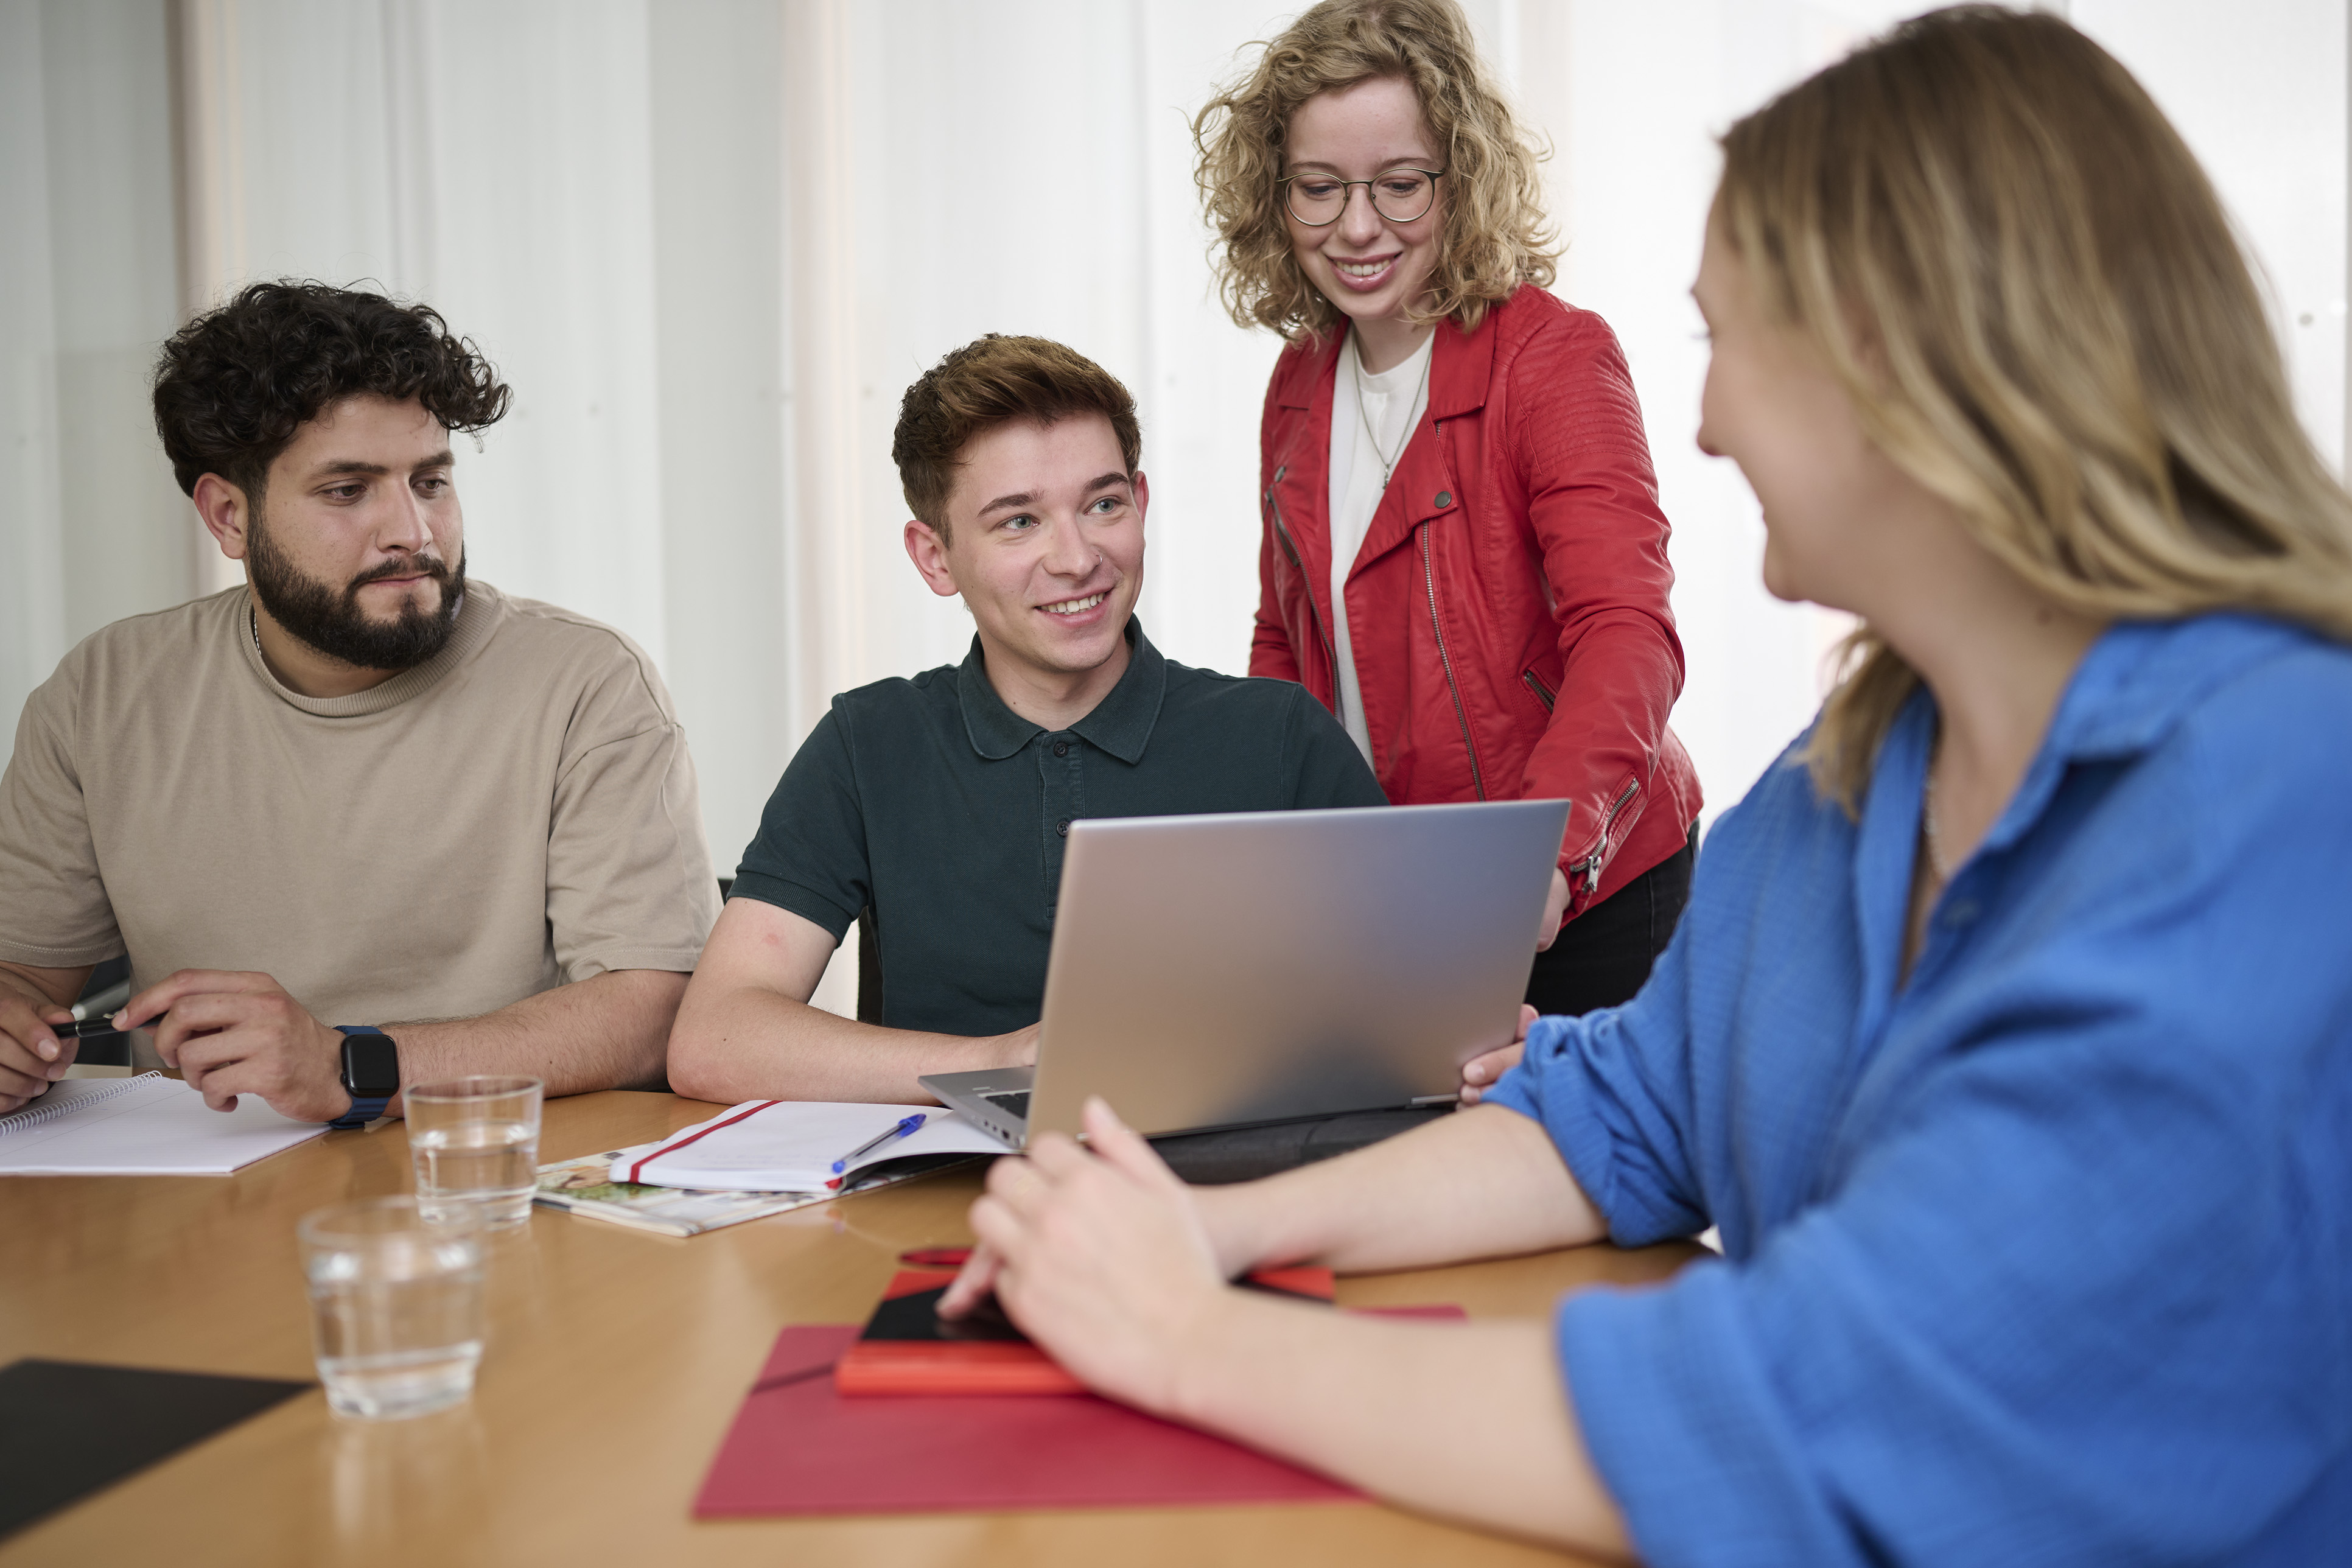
982,1091,1031,1120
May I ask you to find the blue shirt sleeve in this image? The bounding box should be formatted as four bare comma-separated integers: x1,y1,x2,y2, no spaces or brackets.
1484,906,1711,1247
1559,995,2352,1566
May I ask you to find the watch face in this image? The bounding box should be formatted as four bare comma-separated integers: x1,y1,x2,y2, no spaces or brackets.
341,1035,401,1099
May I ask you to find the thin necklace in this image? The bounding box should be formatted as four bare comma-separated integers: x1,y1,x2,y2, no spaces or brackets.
1921,766,1955,884
1351,331,1432,492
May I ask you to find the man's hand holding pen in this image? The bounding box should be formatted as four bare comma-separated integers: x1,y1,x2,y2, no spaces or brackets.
114,968,352,1122
0,967,84,1115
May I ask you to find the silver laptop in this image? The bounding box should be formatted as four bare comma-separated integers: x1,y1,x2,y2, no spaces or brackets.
920,798,1570,1147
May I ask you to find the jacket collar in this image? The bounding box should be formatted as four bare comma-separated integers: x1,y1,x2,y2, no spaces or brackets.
956,616,1169,763
1272,295,1506,420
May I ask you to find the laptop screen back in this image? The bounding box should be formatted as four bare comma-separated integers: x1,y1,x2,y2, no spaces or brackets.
1027,799,1570,1138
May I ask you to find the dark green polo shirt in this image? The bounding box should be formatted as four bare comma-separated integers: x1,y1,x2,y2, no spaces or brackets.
730,619,1386,1036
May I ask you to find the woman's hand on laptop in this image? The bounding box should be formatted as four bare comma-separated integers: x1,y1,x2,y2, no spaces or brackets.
1535,869,1570,951
946,1097,1234,1415
1457,1004,1536,1106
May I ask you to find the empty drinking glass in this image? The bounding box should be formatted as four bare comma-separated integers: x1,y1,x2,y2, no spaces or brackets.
298,1196,485,1419
405,1076,544,1228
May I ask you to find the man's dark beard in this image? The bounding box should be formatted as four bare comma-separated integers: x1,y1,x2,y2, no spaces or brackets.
247,507,465,671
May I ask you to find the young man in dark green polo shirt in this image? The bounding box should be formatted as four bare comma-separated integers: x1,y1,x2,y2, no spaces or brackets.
668,335,1385,1106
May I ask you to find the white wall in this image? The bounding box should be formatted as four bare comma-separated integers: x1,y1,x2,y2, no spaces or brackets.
2071,0,2348,472
0,0,188,743
0,2,65,719
648,0,793,911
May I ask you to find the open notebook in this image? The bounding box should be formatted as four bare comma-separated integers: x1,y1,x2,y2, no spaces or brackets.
0,1073,329,1175
612,1100,1007,1192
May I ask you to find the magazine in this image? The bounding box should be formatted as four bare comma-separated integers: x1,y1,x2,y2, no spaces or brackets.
534,1138,987,1237
533,1153,831,1236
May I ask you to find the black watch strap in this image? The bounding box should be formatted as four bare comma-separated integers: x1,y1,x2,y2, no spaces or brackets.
330,1026,399,1130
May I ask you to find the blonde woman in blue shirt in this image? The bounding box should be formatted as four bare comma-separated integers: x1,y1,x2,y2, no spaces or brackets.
939,7,2352,1563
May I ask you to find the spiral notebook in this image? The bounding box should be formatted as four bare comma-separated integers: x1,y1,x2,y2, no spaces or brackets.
0,1073,329,1175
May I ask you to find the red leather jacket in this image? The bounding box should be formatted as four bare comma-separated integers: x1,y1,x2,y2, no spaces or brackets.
1250,285,1701,920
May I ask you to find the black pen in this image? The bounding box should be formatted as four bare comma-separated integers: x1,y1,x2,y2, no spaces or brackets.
51,1017,128,1040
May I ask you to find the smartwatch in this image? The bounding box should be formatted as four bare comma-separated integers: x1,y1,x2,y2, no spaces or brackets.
331,1026,401,1130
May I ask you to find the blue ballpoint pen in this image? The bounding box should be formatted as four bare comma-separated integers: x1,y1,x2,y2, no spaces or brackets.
831,1113,926,1175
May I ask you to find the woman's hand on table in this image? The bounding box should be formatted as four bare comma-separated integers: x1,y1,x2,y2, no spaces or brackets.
943,1096,1234,1416
1458,1003,1536,1105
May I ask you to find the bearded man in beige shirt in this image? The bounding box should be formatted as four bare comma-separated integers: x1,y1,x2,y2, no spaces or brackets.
0,282,718,1127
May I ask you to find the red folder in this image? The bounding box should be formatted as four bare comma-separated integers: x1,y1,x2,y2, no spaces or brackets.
695,1306,1465,1518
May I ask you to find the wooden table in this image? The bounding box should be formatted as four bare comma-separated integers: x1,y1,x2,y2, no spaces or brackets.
1,1091,1700,1566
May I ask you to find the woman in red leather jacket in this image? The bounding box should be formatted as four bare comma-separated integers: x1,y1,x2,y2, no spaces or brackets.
1194,0,1703,1032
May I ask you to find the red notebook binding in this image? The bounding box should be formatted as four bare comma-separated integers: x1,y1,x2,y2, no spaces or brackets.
835,1250,1335,1396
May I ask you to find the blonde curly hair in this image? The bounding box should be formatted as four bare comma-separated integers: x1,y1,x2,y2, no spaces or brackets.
1720,5,2352,811
1192,0,1558,343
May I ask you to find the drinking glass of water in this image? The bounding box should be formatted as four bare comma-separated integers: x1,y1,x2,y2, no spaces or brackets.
298,1196,485,1419
405,1076,544,1228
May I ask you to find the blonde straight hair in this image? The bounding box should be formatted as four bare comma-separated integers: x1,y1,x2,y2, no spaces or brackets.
1192,0,1557,342
1716,4,2352,810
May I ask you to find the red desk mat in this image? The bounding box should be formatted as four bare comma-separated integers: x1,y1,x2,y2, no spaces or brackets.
696,1307,1463,1518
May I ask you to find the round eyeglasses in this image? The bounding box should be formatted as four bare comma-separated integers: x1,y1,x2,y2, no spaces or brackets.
1279,167,1445,227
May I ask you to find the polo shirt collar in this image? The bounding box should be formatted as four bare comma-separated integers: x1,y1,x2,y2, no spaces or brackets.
1071,619,1168,763
956,617,1169,765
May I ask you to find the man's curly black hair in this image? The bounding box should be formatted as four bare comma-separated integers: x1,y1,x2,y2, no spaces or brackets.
151,281,512,499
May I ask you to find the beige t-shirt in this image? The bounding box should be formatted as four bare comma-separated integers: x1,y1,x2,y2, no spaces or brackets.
0,583,719,1070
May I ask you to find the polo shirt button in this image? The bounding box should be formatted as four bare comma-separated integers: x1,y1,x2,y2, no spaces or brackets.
1052,741,1069,757
1435,490,1452,507
1057,819,1071,837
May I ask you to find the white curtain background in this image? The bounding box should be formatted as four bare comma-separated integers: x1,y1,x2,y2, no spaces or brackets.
4,0,2345,1011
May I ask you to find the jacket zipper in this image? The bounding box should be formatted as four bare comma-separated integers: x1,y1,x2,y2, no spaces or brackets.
1267,477,1337,670
1418,521,1485,799
1522,669,1556,711
1566,778,1640,897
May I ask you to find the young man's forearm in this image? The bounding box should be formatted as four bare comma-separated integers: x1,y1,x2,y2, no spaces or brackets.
668,982,1029,1105
380,967,686,1112
1198,1104,1608,1276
